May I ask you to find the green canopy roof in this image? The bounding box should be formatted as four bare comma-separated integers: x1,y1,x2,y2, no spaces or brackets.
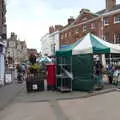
56,33,120,56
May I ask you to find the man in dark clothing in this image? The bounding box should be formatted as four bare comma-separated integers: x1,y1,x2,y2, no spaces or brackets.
95,61,104,87
95,61,102,75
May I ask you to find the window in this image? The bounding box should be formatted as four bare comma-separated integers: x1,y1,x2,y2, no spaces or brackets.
114,16,120,23
60,35,64,40
68,31,71,37
103,17,109,25
65,33,67,38
83,25,87,32
114,33,120,44
103,32,109,41
103,36,106,40
75,28,79,34
91,23,95,29
21,46,23,49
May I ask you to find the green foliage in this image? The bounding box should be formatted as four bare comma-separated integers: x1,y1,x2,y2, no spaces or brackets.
29,64,41,73
29,54,36,64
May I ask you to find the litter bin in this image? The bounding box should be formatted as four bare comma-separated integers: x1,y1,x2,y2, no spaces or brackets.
47,64,56,90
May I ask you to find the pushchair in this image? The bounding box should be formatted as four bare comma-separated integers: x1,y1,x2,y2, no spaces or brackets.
17,72,24,83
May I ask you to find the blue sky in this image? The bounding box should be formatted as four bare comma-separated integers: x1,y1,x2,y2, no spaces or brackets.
6,0,120,51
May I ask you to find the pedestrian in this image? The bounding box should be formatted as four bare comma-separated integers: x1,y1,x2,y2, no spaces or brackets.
20,64,26,75
95,60,104,88
107,64,114,84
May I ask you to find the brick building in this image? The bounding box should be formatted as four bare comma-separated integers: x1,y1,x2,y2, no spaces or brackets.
60,0,120,48
27,48,38,56
0,0,7,40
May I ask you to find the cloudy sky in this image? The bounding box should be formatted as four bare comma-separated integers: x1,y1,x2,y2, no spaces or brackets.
6,0,120,51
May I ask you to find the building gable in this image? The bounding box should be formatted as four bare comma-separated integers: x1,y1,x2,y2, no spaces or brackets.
73,9,98,25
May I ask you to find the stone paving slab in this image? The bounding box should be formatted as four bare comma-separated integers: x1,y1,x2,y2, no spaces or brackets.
58,91,120,120
0,91,120,120
15,90,89,102
14,84,116,102
0,81,24,111
0,102,57,120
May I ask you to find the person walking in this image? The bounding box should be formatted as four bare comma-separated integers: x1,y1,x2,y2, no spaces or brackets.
95,60,104,89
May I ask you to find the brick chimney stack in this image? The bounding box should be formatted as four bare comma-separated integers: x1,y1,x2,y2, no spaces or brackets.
49,26,54,33
68,16,75,25
55,25,63,31
106,0,116,10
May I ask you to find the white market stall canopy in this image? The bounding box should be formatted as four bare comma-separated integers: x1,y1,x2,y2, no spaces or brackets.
36,56,52,63
56,33,120,56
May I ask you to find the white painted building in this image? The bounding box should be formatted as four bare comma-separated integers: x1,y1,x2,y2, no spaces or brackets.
0,41,5,85
41,31,60,56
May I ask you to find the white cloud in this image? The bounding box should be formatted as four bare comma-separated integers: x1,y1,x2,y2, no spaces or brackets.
6,0,114,51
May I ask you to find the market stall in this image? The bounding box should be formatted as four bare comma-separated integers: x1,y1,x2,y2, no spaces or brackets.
56,33,120,91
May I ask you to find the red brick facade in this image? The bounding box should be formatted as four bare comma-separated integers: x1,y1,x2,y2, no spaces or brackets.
49,25,63,33
60,1,120,47
0,0,6,39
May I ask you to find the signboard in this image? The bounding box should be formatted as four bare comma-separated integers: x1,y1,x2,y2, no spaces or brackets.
32,84,38,90
5,74,12,84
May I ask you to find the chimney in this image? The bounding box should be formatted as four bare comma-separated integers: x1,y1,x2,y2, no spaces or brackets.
68,16,75,25
106,0,116,10
55,25,63,31
49,27,52,33
10,32,17,40
49,26,55,33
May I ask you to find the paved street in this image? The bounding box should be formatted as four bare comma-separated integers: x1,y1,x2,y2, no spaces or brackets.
58,91,120,120
0,79,119,120
0,80,24,111
0,91,120,120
